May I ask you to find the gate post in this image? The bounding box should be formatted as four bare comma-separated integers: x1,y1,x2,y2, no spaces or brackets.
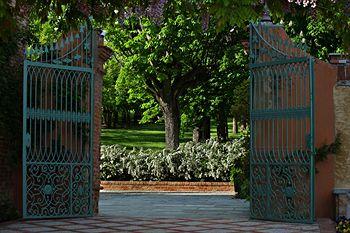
332,54,350,218
91,30,113,214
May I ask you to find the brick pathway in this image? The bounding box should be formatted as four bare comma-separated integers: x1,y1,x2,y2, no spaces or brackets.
0,216,322,233
0,193,333,232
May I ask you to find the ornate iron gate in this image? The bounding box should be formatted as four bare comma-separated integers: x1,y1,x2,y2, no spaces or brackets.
22,22,94,219
249,22,315,223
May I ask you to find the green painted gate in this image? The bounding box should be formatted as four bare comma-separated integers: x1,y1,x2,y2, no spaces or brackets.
249,22,315,223
22,22,95,219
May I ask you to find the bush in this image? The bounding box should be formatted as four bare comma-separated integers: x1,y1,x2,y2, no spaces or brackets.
230,131,250,198
336,216,350,233
100,137,248,182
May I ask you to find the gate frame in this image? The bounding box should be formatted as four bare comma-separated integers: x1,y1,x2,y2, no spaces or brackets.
22,21,95,219
249,21,316,223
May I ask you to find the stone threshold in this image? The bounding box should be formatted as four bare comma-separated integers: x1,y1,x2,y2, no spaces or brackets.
100,181,235,194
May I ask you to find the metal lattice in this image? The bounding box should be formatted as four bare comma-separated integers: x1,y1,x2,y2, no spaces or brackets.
249,22,315,223
22,22,94,219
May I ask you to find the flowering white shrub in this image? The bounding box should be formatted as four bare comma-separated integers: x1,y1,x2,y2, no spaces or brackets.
287,0,336,8
100,138,248,181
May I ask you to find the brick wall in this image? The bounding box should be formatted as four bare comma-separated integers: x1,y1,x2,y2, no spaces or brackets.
0,135,21,212
0,137,11,194
329,53,350,81
92,31,113,214
101,181,234,193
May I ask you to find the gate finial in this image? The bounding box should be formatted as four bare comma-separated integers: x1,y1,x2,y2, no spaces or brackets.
261,1,272,24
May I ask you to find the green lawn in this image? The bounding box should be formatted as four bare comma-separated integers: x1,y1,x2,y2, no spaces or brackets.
101,119,236,150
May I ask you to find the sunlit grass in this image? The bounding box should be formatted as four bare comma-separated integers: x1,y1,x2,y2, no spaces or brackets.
101,119,237,150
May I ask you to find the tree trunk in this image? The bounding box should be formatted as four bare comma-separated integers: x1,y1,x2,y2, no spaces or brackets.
112,110,118,128
202,116,210,140
232,118,237,135
159,96,180,150
192,116,210,143
126,110,131,127
134,108,141,125
217,109,228,142
121,111,127,128
104,110,112,128
193,126,201,143
242,115,248,130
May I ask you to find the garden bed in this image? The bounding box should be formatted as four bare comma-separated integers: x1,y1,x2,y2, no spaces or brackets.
100,181,235,193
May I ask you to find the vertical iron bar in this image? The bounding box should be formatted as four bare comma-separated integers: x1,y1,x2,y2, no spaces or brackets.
89,26,95,216
50,70,53,159
249,23,254,218
44,68,48,160
309,57,315,222
39,71,43,161
22,61,28,218
75,75,78,160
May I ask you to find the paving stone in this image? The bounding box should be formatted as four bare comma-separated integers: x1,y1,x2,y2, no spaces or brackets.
76,228,114,233
49,231,82,233
178,220,207,226
68,219,104,224
112,225,149,231
35,221,71,226
139,229,177,233
0,193,329,233
300,225,320,231
0,230,21,233
6,223,39,229
18,227,57,232
170,225,210,231
91,222,126,227
146,223,181,229
234,221,269,226
200,229,241,233
130,220,160,226
56,224,93,230
256,229,302,233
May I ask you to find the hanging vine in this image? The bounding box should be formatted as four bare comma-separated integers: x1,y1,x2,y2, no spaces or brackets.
315,133,341,162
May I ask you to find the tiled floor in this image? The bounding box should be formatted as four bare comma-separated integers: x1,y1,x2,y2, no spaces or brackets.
0,193,333,233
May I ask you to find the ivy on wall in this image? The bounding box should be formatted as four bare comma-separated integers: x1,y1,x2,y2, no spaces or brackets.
315,133,341,163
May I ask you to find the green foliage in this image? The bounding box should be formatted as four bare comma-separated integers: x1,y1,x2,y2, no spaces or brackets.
208,0,261,29
336,216,350,233
315,133,341,162
0,0,151,39
0,32,22,167
278,11,345,60
0,192,18,222
207,0,349,56
100,137,248,182
230,130,250,199
105,0,210,96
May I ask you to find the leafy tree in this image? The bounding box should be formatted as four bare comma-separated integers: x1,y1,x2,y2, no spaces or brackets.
274,7,346,60
208,0,349,51
103,58,121,128
180,24,249,142
103,55,158,128
105,1,217,149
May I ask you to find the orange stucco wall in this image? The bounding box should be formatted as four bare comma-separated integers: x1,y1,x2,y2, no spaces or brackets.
313,59,337,218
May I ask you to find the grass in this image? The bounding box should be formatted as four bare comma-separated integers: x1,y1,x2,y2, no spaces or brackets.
101,119,237,150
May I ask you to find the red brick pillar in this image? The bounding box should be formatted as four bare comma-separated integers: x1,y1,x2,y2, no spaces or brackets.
329,53,350,81
92,30,113,214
